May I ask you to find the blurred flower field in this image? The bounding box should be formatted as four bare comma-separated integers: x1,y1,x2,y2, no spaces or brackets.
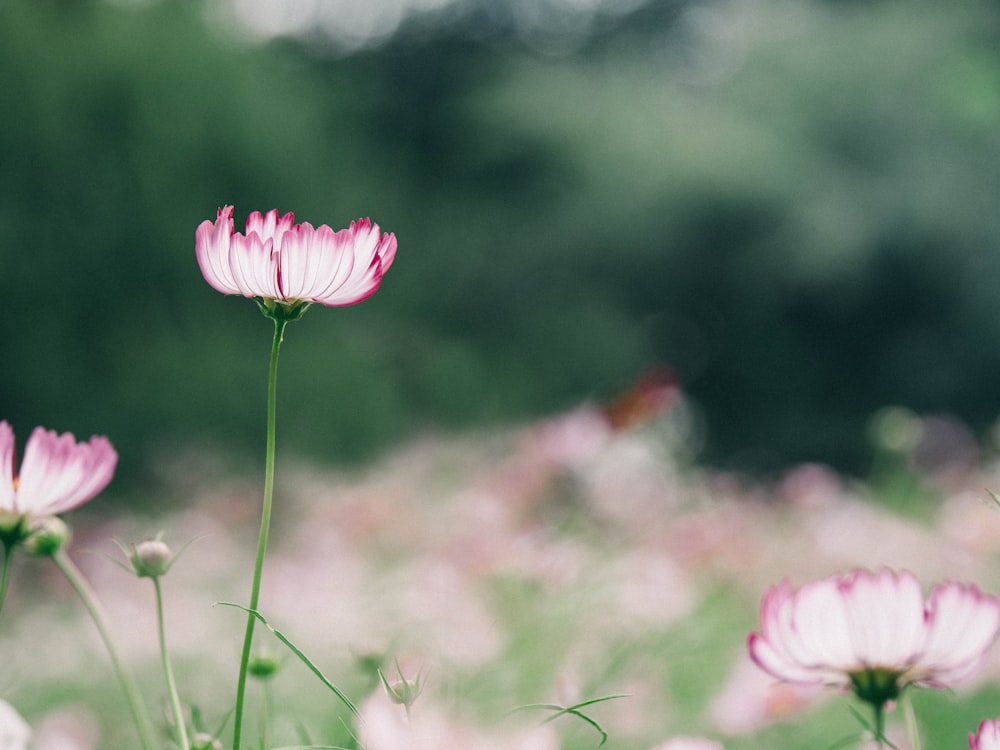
5,394,1000,749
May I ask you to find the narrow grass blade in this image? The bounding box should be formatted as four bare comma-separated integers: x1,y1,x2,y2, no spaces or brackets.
217,602,359,717
511,694,629,747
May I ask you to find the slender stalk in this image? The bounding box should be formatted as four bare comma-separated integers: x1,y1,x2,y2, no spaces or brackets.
873,703,885,749
257,681,272,750
53,548,158,750
0,544,12,617
233,317,287,750
154,577,190,750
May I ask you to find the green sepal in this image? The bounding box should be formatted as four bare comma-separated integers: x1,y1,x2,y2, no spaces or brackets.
0,511,29,549
849,666,904,709
255,297,312,323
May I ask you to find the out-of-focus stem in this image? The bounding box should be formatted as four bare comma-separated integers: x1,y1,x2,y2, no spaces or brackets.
232,317,286,750
154,576,190,750
53,549,158,750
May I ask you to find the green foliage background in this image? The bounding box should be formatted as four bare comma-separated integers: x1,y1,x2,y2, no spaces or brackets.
3,0,1000,486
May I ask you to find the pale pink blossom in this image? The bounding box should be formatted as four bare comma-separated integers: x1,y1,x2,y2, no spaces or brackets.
970,718,1000,750
0,421,117,517
196,205,396,307
748,568,1000,706
358,690,558,750
708,654,825,733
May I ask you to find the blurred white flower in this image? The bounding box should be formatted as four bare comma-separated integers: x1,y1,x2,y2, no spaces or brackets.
649,738,724,750
0,700,31,750
358,689,559,750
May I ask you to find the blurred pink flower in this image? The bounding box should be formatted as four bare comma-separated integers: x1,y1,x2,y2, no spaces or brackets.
708,654,825,733
196,205,396,308
0,421,117,517
748,568,1000,707
971,718,1000,750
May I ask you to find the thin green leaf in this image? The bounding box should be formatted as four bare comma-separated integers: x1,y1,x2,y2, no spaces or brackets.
510,694,629,748
217,602,359,717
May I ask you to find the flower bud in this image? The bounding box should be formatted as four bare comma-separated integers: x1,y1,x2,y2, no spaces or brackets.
378,662,424,710
22,516,71,557
130,538,173,578
248,650,282,680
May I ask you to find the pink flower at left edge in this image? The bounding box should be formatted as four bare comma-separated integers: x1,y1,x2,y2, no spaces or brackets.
971,718,1000,750
0,421,118,517
195,205,397,308
748,568,1000,708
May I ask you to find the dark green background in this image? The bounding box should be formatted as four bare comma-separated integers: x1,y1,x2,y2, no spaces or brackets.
3,0,1000,489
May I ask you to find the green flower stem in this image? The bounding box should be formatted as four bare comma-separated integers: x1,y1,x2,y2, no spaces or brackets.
233,317,287,750
154,576,190,750
53,548,158,750
0,544,12,618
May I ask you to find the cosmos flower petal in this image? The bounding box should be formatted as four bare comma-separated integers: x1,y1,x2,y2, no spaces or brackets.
0,422,16,511
309,219,397,306
280,222,353,302
195,205,240,295
230,233,281,300
921,581,1000,685
245,208,295,245
786,576,858,670
841,568,926,668
749,632,847,687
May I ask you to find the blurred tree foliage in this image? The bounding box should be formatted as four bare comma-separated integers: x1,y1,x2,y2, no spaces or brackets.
2,0,1000,490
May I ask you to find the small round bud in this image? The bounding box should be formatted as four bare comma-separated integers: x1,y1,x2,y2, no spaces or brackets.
131,539,173,578
22,516,71,557
248,651,282,680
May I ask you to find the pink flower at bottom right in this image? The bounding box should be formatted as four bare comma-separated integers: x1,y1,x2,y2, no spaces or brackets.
748,568,1000,709
971,718,1000,750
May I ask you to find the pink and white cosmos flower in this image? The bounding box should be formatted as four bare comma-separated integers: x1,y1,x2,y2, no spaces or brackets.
748,568,1000,707
971,718,1000,750
0,421,118,517
196,205,397,308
